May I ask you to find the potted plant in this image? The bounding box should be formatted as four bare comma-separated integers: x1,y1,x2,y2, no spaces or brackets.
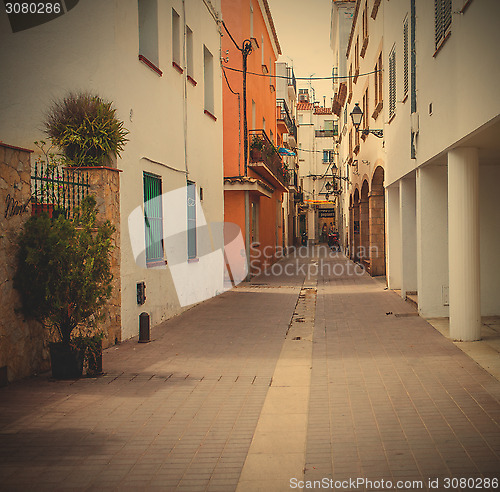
250,135,265,162
75,331,105,377
44,91,128,168
14,196,115,379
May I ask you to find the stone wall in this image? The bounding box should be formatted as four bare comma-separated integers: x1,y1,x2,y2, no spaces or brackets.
0,143,48,384
79,167,122,347
0,146,122,384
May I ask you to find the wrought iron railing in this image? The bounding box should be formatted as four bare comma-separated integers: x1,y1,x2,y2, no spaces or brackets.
31,160,90,218
287,66,297,95
276,99,297,142
248,129,289,188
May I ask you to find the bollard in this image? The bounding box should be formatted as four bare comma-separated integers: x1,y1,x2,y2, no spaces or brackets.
138,312,150,343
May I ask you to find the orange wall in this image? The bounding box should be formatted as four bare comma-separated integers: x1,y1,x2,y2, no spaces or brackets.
221,0,284,273
222,0,279,177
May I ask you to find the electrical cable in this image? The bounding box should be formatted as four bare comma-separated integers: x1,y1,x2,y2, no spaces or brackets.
222,65,240,95
222,64,382,80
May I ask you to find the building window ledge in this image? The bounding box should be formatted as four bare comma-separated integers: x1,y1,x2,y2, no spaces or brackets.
172,61,184,74
353,69,359,84
388,113,396,124
204,109,217,121
348,92,352,104
354,144,360,155
371,101,383,120
188,257,199,263
402,93,408,104
146,259,167,268
139,55,162,76
187,75,197,86
361,131,368,141
261,64,269,75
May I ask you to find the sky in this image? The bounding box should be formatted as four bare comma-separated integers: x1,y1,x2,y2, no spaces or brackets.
267,0,334,106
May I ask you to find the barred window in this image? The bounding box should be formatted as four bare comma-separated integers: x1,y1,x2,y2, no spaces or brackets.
143,172,164,266
389,45,396,119
435,0,452,50
403,16,409,98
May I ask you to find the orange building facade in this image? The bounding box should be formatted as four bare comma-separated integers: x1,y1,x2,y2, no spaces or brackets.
221,0,288,276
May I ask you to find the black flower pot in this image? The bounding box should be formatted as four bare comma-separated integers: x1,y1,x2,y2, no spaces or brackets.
49,342,84,379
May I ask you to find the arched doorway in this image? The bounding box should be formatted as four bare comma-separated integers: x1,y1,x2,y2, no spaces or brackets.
369,166,386,276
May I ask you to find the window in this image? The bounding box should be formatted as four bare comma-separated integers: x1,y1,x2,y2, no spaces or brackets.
187,181,197,260
138,0,159,67
389,45,396,119
403,16,409,99
323,150,335,163
186,25,194,79
143,172,164,266
250,3,254,38
261,34,264,66
348,64,352,101
263,117,266,132
354,37,359,80
434,0,452,51
204,45,214,115
362,87,369,132
324,120,334,131
252,100,256,129
373,52,383,118
172,8,181,68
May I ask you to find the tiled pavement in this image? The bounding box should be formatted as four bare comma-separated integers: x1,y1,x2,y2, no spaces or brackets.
1,247,500,491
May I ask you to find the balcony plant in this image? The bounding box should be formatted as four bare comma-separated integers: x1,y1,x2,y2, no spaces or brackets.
44,91,128,167
14,196,115,379
250,135,265,162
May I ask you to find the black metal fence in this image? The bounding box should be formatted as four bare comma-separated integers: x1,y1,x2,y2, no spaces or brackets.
31,160,90,218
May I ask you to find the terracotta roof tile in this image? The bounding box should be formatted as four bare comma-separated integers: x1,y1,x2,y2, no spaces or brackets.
314,107,333,115
297,102,313,110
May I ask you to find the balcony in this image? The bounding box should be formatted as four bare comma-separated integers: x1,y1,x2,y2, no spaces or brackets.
315,127,338,138
248,129,289,191
288,168,298,191
287,66,296,98
276,99,297,144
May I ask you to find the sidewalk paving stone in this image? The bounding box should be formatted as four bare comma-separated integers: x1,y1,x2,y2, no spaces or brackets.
1,249,499,491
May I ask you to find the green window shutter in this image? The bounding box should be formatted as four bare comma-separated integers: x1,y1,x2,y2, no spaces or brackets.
143,172,164,265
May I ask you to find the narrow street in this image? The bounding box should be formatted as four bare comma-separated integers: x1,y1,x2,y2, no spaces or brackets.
1,248,499,491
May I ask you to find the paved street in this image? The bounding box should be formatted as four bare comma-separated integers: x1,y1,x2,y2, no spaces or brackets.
1,248,499,491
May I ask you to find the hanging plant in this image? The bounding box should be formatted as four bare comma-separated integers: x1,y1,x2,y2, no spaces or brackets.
44,92,128,167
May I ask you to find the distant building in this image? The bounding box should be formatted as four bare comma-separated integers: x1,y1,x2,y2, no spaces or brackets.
297,90,338,244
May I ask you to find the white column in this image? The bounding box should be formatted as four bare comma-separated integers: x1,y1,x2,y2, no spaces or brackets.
386,185,401,290
400,177,417,298
416,165,449,317
448,148,481,341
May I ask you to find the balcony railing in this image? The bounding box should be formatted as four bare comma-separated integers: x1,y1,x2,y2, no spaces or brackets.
248,129,289,189
287,66,296,95
276,99,297,142
315,127,338,138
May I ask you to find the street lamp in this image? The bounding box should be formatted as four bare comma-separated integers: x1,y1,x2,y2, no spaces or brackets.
350,103,383,138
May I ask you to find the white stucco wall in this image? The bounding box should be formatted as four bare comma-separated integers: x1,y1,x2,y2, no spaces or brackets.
0,0,224,341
